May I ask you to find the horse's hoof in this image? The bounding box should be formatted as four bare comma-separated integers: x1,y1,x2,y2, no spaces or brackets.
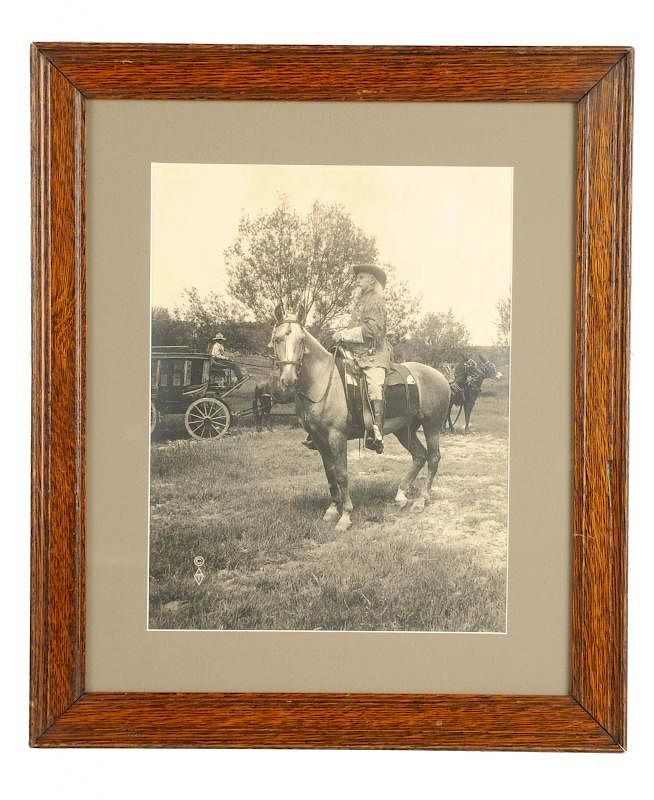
335,514,352,531
322,505,339,522
411,497,425,513
395,490,408,509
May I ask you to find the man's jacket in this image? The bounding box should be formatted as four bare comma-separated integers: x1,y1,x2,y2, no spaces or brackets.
339,286,391,370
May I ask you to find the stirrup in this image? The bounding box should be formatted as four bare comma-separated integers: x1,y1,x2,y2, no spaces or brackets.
302,434,318,450
365,425,384,454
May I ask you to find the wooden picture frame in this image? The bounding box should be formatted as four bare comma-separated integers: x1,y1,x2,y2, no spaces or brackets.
30,44,631,750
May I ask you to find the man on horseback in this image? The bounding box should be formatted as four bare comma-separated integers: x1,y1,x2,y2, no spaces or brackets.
304,264,390,453
336,264,390,453
450,356,476,405
445,353,501,433
271,291,450,529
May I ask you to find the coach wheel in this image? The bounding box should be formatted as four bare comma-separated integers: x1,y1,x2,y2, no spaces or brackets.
184,397,231,440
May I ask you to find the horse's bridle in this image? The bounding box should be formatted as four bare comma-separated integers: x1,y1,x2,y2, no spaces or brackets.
270,319,306,376
270,318,336,404
463,359,496,391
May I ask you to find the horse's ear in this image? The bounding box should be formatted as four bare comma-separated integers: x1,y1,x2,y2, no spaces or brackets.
273,303,285,323
297,303,307,326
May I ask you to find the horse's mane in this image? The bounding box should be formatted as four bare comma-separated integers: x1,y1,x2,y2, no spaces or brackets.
302,326,330,357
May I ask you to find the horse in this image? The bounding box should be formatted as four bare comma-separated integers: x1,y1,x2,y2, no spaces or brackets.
270,304,451,531
445,353,502,434
252,373,295,432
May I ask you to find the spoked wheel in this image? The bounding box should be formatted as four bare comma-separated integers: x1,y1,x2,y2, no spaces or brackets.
184,397,231,440
150,401,158,435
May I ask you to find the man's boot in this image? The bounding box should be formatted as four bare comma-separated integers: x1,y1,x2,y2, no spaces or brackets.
370,398,385,454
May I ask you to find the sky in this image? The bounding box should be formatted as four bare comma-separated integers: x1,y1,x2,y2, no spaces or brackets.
151,163,513,345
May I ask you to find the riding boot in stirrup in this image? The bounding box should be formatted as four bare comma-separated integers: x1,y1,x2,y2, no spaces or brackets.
370,398,385,454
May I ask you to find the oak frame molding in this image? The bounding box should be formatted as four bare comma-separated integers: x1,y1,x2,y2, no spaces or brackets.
30,44,632,750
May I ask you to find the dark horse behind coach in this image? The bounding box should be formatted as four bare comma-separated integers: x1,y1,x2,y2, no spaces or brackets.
252,372,295,431
269,303,451,531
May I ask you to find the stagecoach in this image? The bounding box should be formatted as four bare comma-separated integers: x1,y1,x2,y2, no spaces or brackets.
150,346,251,439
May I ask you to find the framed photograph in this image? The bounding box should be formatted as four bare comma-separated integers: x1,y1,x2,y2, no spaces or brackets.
31,44,631,749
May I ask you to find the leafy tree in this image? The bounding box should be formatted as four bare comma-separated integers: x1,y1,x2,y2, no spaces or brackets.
225,197,378,327
494,293,512,348
300,201,378,327
383,263,421,345
397,309,471,366
151,306,194,347
219,320,272,355
177,287,248,346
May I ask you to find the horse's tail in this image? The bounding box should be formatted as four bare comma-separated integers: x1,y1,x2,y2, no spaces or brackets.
404,362,451,432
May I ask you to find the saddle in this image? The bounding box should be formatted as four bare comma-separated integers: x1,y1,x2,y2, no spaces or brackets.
335,349,421,439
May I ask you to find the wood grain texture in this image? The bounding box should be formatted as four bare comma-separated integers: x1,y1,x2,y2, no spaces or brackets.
36,693,620,751
30,44,631,750
30,45,86,743
572,52,632,748
35,44,630,101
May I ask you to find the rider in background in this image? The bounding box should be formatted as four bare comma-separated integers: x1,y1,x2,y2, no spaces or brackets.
450,356,476,404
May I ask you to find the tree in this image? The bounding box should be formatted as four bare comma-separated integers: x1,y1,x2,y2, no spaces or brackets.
300,201,378,327
177,287,248,348
383,263,421,345
172,289,270,354
151,306,194,347
398,310,471,366
225,198,378,327
494,293,511,348
219,320,272,355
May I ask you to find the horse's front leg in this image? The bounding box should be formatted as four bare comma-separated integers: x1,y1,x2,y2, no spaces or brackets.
464,401,472,433
253,399,262,432
318,444,340,523
329,431,353,531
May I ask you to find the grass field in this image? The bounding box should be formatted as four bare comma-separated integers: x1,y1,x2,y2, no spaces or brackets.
149,373,509,632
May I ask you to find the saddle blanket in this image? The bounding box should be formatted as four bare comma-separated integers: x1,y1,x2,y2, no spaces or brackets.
336,356,421,437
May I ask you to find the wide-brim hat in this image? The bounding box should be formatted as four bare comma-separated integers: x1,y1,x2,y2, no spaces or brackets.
212,334,226,341
352,264,387,288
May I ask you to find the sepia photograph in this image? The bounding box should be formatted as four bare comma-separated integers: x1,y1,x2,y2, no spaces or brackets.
148,163,512,632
